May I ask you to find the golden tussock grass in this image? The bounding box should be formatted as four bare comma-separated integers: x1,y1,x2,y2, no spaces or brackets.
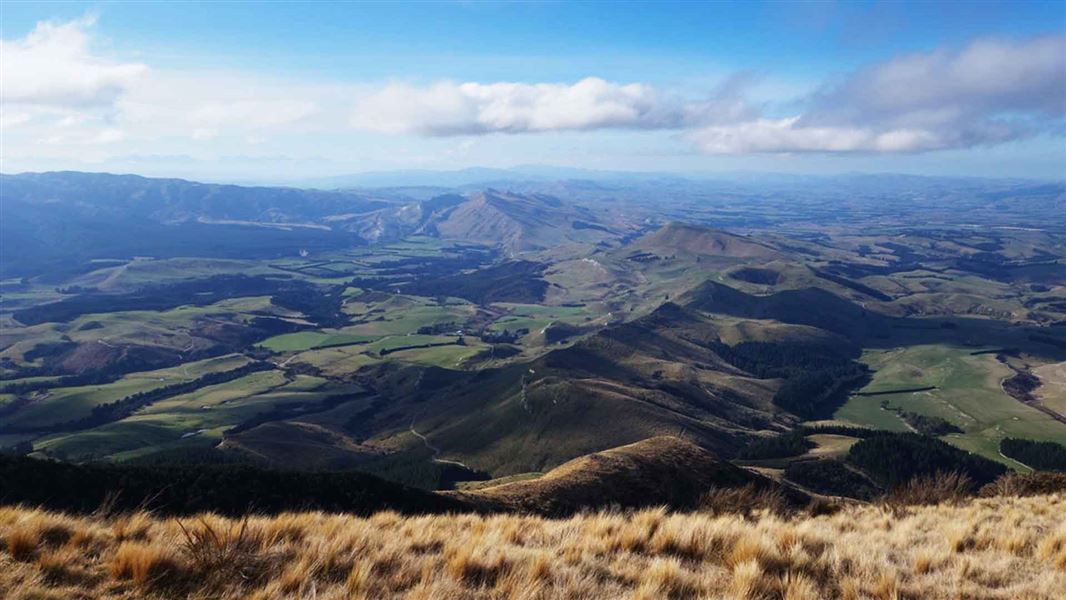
0,495,1064,599
109,541,182,586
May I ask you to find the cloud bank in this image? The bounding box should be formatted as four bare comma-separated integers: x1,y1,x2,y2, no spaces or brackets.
3,17,1063,161
350,36,1065,154
689,35,1065,153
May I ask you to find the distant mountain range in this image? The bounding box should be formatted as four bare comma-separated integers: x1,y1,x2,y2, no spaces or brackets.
279,166,1062,191
3,170,1063,279
0,172,632,278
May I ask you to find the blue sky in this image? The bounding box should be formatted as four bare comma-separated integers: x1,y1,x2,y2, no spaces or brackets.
2,1,1064,182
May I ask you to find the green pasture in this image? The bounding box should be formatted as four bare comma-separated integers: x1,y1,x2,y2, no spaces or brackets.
385,342,488,368
288,346,382,377
260,331,377,352
35,373,362,461
835,344,1066,466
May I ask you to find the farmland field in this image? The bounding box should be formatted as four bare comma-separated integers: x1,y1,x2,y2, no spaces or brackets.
2,354,254,429
1034,361,1066,416
30,371,369,461
836,344,1066,465
260,331,377,352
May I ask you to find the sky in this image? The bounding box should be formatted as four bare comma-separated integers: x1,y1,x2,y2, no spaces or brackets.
1,1,1064,183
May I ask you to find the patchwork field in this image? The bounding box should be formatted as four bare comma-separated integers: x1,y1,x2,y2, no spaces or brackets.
30,372,372,462
3,354,253,430
835,345,1066,466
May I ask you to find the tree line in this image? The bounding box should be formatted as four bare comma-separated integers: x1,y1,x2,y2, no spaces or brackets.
1000,438,1066,471
711,340,869,419
0,454,466,516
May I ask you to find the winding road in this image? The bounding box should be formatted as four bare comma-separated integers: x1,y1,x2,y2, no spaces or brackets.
409,420,470,469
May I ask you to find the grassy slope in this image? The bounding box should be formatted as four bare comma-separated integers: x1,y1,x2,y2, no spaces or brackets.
1,495,1063,599
1035,361,1066,416
260,331,376,352
0,295,290,371
385,305,778,476
835,344,1066,466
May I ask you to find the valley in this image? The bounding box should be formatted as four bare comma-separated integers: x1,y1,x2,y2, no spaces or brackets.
4,5,1065,598
1,172,1064,494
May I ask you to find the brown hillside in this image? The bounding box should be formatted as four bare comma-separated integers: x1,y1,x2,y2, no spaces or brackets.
430,191,617,253
449,436,796,516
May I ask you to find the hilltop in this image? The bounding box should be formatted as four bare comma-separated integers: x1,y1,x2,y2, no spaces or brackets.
426,190,623,253
632,222,782,260
450,436,800,515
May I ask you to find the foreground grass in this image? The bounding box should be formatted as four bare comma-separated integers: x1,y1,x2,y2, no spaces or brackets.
2,495,1064,599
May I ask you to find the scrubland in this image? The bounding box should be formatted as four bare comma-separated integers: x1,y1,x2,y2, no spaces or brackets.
2,493,1064,599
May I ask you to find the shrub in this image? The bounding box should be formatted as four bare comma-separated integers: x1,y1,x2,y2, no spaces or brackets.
798,424,885,438
897,410,962,436
709,340,868,418
176,516,266,584
38,546,83,584
772,366,869,419
699,484,791,517
6,526,39,561
445,544,509,586
0,453,464,516
979,471,1066,498
882,471,974,507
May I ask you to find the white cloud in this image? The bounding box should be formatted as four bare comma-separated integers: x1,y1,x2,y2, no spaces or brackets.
688,118,944,154
0,16,147,109
352,36,1064,154
807,36,1065,123
351,77,689,135
0,111,34,129
690,35,1066,153
0,17,337,165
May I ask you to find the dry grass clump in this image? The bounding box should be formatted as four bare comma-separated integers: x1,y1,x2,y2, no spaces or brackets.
699,482,792,517
109,541,183,586
176,516,268,583
1,494,1064,599
5,526,40,562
